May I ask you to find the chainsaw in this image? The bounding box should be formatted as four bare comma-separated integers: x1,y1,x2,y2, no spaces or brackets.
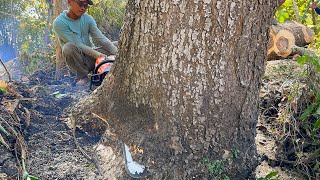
90,55,115,90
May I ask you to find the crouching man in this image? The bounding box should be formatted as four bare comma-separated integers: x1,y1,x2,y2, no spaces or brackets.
53,0,118,85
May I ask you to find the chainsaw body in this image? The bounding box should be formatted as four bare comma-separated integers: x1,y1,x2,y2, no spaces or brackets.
90,56,114,90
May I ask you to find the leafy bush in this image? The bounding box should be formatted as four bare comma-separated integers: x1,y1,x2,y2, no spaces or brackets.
88,0,127,40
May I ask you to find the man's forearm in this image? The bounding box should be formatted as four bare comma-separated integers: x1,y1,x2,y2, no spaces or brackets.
79,44,103,59
89,18,118,55
99,38,118,55
91,31,118,55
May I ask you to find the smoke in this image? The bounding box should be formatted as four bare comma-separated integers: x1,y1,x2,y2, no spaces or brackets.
0,38,16,62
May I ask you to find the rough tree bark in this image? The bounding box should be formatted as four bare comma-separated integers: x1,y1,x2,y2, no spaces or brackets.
73,0,278,179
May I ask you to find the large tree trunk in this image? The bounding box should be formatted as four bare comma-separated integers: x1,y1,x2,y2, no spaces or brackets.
53,0,67,80
73,0,278,179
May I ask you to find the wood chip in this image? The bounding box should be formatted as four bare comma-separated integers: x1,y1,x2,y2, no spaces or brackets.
2,100,19,113
0,134,9,149
23,107,31,126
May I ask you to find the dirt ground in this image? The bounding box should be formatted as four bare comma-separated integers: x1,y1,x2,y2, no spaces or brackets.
0,59,311,179
255,59,306,180
0,64,105,179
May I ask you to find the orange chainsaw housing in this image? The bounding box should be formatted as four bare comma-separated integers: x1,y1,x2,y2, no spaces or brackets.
95,56,112,74
90,56,114,90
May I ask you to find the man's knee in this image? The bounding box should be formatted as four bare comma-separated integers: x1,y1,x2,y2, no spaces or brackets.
62,42,79,57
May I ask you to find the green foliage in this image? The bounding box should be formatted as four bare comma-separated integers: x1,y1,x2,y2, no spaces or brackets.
230,149,240,159
18,0,53,53
22,159,40,180
314,160,320,172
271,53,320,177
0,0,53,53
19,50,54,75
0,87,6,94
297,54,320,72
88,0,127,39
275,0,320,48
276,0,293,23
202,149,240,179
276,0,314,24
295,54,320,143
1,0,54,77
257,171,280,180
90,0,126,27
205,159,225,176
0,124,10,137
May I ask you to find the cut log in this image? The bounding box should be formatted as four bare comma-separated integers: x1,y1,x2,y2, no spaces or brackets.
267,21,315,60
291,45,316,57
267,29,295,60
270,21,315,45
267,29,279,60
293,21,314,44
273,29,295,58
277,21,314,45
267,28,276,51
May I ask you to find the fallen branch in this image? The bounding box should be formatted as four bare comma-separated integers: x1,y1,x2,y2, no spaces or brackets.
291,45,317,57
0,123,10,136
10,112,21,124
23,107,31,127
302,148,320,165
3,98,37,102
0,58,12,81
92,112,110,129
2,100,19,114
18,98,37,101
0,116,18,138
70,114,93,161
0,134,10,150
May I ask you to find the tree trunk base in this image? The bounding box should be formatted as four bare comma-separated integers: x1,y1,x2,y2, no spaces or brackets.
93,141,126,179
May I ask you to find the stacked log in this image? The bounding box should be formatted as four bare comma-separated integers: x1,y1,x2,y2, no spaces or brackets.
267,21,315,60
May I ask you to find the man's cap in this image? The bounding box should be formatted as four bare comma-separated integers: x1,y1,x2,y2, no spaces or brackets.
79,0,93,5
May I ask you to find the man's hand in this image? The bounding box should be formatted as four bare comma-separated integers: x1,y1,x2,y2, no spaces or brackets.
108,55,116,60
97,54,115,61
312,2,318,9
98,54,107,58
96,54,107,63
